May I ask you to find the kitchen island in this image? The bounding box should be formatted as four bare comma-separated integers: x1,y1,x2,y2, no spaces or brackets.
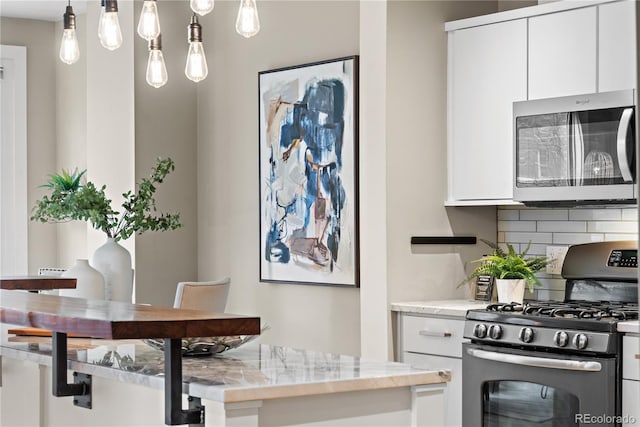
0,337,449,426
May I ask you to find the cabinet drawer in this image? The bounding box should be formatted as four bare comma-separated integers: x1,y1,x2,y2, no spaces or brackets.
401,315,466,358
623,336,639,381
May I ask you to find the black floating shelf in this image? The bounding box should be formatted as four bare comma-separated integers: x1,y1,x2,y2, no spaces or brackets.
411,236,477,245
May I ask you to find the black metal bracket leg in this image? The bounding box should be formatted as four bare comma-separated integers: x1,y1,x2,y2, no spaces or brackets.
52,332,92,409
164,338,205,426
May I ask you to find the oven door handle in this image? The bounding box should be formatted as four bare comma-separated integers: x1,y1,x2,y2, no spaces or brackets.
466,348,602,372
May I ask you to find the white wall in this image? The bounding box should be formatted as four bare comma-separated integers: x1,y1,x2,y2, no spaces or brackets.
134,0,198,306
499,0,538,12
386,1,499,303
55,16,88,269
0,17,57,273
359,0,389,360
197,0,362,355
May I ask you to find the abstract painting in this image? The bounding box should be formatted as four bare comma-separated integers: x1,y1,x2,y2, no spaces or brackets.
259,56,359,287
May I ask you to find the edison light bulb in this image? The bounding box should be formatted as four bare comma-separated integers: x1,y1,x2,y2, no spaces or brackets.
190,0,214,16
185,15,208,82
98,0,105,43
59,5,79,64
137,0,160,41
185,42,208,82
99,0,123,50
60,29,80,64
146,36,168,88
235,0,260,38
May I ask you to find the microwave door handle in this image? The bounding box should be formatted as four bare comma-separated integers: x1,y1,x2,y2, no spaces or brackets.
571,112,584,185
616,107,634,182
466,348,602,372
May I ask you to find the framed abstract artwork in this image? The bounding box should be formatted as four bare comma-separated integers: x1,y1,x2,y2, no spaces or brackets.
258,56,359,287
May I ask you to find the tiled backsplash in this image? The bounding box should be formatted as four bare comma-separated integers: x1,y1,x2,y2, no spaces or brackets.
497,206,638,301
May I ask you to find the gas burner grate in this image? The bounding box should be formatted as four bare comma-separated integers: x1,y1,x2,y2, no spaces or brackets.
486,302,523,312
519,301,639,321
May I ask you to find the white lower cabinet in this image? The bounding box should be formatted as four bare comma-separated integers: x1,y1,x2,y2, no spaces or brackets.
622,335,639,427
622,380,639,427
403,352,462,427
397,314,466,426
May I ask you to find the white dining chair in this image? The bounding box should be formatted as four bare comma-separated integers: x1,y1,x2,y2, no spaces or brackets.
173,277,230,313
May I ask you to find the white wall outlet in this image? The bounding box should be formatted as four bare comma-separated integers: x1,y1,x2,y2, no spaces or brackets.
546,245,569,275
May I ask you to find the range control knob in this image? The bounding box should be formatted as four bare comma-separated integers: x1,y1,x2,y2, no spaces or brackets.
554,331,569,347
518,327,535,343
473,323,488,339
489,324,502,340
573,333,588,350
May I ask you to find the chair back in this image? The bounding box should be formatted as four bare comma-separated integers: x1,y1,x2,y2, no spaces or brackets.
173,277,230,312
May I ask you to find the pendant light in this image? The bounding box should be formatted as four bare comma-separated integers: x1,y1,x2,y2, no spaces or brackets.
97,0,105,43
185,14,208,82
146,35,168,88
99,0,123,50
137,0,161,41
235,0,260,38
59,2,80,64
190,0,214,16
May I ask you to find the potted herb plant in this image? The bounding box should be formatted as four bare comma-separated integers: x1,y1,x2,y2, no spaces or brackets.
31,157,182,302
466,239,549,304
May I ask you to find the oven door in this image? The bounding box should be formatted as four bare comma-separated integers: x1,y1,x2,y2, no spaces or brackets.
463,342,620,427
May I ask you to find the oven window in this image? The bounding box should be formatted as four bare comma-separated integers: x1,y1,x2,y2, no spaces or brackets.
483,381,579,426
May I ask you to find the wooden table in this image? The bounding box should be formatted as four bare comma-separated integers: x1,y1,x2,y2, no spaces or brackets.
1,276,76,291
0,289,261,425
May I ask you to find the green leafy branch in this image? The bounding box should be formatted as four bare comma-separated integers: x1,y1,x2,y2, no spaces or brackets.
31,158,182,242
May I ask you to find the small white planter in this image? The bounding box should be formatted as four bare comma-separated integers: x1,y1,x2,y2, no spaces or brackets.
495,279,526,304
60,259,105,300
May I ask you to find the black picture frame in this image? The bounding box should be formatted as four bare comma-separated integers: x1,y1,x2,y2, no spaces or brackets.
258,56,360,287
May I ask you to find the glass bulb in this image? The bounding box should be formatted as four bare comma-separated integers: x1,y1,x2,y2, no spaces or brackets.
185,41,208,82
137,1,160,41
99,11,123,50
235,0,260,38
98,5,105,42
146,50,168,88
59,29,80,64
190,0,214,16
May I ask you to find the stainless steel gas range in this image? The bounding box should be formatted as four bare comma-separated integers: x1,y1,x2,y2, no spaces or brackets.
462,241,639,427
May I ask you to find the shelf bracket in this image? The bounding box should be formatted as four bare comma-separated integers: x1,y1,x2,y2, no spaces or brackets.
164,338,205,426
51,332,92,409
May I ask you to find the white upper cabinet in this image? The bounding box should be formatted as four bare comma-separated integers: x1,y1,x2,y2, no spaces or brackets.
599,0,637,92
529,7,597,100
447,19,527,203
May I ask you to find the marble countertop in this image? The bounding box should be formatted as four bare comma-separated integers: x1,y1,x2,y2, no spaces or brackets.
390,299,489,317
618,320,640,334
0,337,449,403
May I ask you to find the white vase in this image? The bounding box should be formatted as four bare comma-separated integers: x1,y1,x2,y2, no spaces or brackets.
91,238,134,302
495,279,526,304
60,259,105,300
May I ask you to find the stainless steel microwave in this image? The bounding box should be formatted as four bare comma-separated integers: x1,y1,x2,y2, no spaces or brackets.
513,90,636,205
